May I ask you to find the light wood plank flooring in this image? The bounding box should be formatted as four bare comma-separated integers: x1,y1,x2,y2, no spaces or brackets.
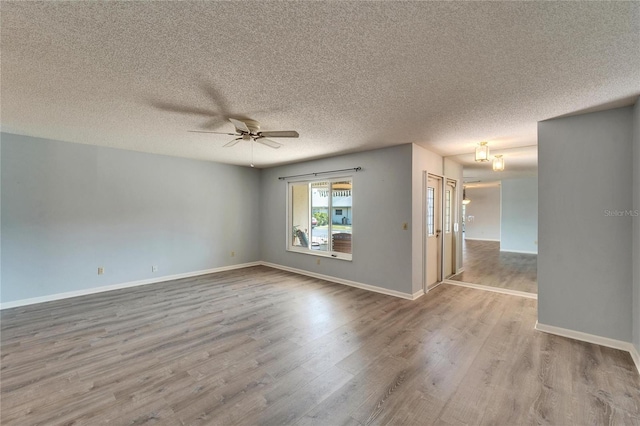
450,239,538,294
2,266,638,425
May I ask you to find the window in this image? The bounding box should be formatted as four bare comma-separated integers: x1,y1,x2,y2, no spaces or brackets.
445,189,451,233
289,177,353,260
427,187,435,236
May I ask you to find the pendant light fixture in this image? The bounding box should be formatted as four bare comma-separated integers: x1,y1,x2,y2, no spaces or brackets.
492,154,504,172
462,188,471,205
475,141,490,162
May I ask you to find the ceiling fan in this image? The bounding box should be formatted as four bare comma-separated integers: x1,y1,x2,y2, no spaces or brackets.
189,118,299,149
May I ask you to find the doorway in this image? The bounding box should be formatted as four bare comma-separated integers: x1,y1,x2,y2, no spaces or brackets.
443,178,458,278
448,182,538,296
425,174,443,290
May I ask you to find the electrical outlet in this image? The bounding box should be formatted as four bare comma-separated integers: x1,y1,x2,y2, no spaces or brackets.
152,265,158,272
317,258,321,265
231,251,235,257
97,267,104,275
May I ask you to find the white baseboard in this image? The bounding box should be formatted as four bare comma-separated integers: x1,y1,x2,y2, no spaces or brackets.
1,260,419,309
443,279,537,300
412,289,426,300
0,262,262,310
427,281,444,292
455,267,465,274
260,261,415,300
631,345,640,376
464,238,501,242
4,261,637,377
500,249,538,255
535,322,640,375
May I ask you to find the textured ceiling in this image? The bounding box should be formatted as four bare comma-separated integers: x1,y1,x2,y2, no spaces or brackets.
2,1,639,170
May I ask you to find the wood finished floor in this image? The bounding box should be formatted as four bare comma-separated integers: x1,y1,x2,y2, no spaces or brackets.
451,239,538,294
2,266,638,425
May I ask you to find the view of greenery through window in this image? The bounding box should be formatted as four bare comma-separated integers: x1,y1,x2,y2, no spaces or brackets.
290,178,352,258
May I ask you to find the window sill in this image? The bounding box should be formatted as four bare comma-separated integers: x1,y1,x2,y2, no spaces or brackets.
287,247,352,261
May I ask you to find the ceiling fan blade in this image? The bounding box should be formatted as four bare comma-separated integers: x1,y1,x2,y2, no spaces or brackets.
149,100,219,117
229,118,250,133
255,137,282,149
258,130,299,138
188,130,238,136
200,116,230,130
223,138,243,147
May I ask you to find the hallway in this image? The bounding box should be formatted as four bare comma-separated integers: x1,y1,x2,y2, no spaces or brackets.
450,239,537,294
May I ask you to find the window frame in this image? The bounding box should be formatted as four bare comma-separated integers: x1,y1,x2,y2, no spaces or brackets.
286,176,353,261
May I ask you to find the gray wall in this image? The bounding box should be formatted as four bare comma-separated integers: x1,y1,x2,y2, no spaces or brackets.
633,101,640,354
463,186,501,241
1,133,261,304
538,107,634,342
260,144,414,296
501,178,538,253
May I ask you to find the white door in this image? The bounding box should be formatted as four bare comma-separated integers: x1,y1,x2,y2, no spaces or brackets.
443,180,457,278
426,175,442,288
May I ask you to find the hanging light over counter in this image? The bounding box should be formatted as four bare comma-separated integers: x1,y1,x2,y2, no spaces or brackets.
493,154,505,171
462,188,471,205
475,141,490,162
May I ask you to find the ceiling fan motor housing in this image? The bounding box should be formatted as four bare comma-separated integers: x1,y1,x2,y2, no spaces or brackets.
240,119,260,134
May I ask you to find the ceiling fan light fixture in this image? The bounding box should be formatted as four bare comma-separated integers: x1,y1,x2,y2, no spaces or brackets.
475,141,490,162
493,154,505,172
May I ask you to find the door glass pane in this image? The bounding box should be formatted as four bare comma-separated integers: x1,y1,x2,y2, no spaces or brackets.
445,189,451,233
311,181,329,251
291,183,310,248
331,180,352,254
427,187,434,236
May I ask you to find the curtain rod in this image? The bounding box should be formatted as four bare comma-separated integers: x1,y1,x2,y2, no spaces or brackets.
278,167,362,180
